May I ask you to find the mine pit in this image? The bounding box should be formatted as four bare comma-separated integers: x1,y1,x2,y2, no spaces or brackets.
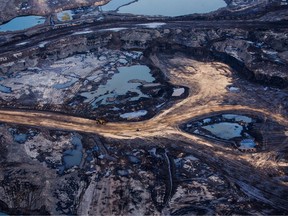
0,0,288,215
182,113,262,151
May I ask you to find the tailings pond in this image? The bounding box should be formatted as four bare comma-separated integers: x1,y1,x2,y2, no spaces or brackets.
80,65,155,108
182,114,263,151
0,16,45,32
101,0,226,16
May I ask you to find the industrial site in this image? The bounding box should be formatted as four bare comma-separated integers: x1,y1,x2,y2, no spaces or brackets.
0,0,288,215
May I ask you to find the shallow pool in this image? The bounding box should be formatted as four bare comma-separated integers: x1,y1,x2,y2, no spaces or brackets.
101,0,226,16
0,16,45,32
58,135,83,174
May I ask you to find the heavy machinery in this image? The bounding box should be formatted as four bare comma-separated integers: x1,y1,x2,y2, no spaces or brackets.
95,119,107,125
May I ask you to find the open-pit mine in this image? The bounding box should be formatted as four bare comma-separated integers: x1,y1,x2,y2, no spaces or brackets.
0,0,288,215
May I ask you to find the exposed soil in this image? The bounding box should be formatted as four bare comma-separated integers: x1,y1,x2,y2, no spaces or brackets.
0,0,288,215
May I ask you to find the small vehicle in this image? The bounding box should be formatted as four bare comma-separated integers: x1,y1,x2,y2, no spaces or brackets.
95,119,107,125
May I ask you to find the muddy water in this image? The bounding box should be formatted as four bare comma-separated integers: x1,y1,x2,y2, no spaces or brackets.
102,0,226,16
0,16,45,32
81,65,155,108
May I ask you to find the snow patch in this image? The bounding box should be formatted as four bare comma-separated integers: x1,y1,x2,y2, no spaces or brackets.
120,110,148,119
16,41,28,46
101,27,127,32
138,22,166,28
72,30,93,35
172,87,185,97
39,42,48,48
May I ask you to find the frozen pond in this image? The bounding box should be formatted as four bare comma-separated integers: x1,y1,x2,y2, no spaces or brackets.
0,16,45,32
81,65,155,108
203,122,243,140
183,113,259,150
101,0,226,16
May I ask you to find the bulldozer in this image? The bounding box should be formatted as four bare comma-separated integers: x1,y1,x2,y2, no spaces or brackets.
95,119,107,125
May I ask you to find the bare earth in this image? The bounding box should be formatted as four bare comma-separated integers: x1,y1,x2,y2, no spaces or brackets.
0,54,288,212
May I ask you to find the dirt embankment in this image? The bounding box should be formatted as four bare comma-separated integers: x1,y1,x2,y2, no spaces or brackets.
1,20,287,88
0,0,109,24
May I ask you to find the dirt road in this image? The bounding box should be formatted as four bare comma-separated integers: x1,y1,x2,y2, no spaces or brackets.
0,52,288,212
